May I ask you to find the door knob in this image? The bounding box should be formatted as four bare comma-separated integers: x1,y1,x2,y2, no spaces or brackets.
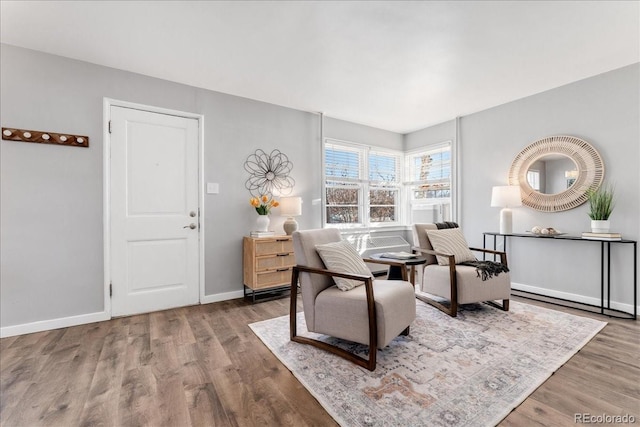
184,223,196,229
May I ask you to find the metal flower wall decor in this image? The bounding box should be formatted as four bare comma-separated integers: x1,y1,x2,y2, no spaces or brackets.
244,149,295,198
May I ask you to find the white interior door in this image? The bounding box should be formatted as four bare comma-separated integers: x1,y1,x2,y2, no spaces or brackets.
110,106,200,317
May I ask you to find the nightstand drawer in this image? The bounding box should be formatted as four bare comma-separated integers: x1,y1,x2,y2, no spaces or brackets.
256,254,295,271
255,268,292,288
255,238,294,256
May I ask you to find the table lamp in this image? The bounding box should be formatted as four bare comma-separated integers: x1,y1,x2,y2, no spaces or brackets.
279,196,302,235
491,186,522,235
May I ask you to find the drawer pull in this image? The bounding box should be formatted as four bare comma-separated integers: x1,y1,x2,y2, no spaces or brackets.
276,238,289,242
276,268,290,272
276,253,289,257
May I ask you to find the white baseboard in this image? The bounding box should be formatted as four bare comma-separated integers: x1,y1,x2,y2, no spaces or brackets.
511,282,638,316
201,289,245,304
0,290,247,338
0,311,110,338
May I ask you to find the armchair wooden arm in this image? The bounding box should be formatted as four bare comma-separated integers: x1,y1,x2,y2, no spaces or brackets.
290,264,378,370
411,246,456,265
293,265,373,282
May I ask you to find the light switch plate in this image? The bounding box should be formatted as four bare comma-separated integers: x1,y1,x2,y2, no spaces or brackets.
206,183,219,194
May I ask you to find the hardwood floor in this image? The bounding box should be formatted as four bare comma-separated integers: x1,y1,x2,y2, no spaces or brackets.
1,296,638,426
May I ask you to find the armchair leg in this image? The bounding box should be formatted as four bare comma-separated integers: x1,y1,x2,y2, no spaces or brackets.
484,298,510,312
289,267,378,371
415,294,458,317
291,335,377,371
415,261,459,317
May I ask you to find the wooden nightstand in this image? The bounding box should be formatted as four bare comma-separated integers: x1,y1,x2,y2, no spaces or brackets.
243,235,295,302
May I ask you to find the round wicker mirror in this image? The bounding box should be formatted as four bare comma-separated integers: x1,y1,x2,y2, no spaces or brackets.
508,135,604,212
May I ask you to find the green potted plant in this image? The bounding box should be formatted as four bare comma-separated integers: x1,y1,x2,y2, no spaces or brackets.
586,184,615,233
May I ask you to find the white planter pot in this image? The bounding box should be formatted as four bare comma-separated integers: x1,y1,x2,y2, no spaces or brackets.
590,220,610,233
255,215,270,232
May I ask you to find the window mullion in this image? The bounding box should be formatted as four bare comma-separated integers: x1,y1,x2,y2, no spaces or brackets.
362,146,369,227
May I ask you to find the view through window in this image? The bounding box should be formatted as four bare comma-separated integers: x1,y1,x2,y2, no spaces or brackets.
324,139,452,227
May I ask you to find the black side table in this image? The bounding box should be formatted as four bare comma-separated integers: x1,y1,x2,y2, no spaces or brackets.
363,254,427,286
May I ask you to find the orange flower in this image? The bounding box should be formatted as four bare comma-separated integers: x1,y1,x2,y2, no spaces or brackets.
250,195,278,215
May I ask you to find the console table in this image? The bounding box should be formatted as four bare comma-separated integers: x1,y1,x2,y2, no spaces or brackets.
483,232,637,320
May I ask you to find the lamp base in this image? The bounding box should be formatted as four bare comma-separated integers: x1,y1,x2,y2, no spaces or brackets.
283,217,299,235
499,208,513,235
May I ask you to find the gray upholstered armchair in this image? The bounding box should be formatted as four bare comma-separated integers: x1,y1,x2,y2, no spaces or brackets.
412,223,511,317
290,228,416,371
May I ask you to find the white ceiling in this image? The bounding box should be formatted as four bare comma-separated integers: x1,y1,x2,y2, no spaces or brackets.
1,1,638,133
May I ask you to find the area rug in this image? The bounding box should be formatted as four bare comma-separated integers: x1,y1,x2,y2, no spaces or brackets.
249,300,606,427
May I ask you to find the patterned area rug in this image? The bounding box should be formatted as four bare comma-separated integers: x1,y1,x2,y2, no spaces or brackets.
249,300,606,427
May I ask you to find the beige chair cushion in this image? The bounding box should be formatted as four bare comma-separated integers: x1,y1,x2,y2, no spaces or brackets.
314,280,416,348
426,228,476,266
422,264,511,304
315,240,372,291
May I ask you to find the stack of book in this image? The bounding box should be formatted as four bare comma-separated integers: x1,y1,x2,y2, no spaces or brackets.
379,251,417,260
581,232,622,241
250,230,275,238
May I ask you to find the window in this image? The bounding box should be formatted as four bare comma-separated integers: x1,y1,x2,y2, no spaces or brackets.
405,143,452,224
527,170,541,191
324,140,401,227
368,151,400,223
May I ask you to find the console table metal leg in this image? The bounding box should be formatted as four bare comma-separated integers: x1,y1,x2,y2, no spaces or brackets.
483,235,487,261
600,241,604,315
607,241,611,310
634,242,637,319
493,235,497,260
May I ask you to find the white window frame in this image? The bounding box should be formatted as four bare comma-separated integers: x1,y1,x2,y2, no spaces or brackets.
323,138,403,229
404,141,453,225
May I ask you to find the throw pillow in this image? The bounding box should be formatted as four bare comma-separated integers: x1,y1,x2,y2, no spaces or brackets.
315,240,373,291
426,228,476,266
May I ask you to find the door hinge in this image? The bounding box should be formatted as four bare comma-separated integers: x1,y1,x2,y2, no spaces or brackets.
109,282,112,297
108,120,112,134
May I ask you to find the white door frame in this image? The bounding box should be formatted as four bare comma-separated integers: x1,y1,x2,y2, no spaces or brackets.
103,98,205,317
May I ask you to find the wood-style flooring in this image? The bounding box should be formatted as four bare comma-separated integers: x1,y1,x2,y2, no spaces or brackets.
1,295,638,427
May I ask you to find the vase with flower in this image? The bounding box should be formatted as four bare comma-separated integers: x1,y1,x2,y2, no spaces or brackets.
250,195,279,232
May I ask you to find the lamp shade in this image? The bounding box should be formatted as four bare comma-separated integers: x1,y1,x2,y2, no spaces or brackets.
279,197,302,216
565,170,578,179
491,186,522,208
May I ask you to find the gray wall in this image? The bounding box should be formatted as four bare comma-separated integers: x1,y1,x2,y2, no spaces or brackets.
0,44,402,328
405,120,455,151
324,116,403,149
406,63,639,308
2,42,637,329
